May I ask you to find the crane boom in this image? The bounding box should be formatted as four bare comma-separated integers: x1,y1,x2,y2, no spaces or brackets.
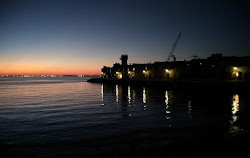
167,32,182,62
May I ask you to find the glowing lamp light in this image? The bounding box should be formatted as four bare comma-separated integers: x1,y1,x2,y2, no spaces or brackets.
116,71,119,74
236,72,239,77
128,71,130,74
234,67,237,70
143,70,146,73
165,69,169,72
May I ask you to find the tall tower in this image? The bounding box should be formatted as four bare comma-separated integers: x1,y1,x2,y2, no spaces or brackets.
120,55,128,79
120,55,128,66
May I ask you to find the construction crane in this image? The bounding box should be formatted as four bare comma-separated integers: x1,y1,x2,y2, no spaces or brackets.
167,32,182,62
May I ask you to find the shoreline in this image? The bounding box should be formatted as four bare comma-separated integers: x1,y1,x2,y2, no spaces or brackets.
87,78,250,89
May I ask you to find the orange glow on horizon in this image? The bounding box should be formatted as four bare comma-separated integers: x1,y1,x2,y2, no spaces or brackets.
0,62,101,75
0,51,116,76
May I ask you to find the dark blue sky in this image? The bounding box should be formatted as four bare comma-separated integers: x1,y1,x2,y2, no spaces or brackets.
0,0,250,74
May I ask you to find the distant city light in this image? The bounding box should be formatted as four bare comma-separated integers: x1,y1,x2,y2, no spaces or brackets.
165,69,169,72
143,70,146,73
234,67,237,70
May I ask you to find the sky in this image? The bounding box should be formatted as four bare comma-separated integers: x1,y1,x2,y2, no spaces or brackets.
0,0,250,75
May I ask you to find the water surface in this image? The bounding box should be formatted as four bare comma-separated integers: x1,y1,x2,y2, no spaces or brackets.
0,77,249,146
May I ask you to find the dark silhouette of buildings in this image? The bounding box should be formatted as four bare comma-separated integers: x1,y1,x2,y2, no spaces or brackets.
101,54,250,81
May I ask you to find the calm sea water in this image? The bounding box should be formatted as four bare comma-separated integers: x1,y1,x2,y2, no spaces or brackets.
0,77,249,145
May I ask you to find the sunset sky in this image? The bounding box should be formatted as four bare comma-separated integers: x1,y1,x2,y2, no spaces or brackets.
1,0,250,75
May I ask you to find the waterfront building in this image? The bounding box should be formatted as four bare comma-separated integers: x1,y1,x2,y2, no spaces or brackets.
101,54,250,81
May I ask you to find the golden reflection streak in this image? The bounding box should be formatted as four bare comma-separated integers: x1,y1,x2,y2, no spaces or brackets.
229,94,241,135
232,94,239,115
143,87,146,110
116,85,119,106
165,91,169,105
101,83,104,106
128,86,131,106
165,91,171,119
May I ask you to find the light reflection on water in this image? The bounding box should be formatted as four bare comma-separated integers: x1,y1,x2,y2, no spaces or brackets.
232,94,239,115
101,83,104,106
229,94,241,135
187,100,192,118
143,87,147,110
128,86,131,105
115,85,119,106
0,79,249,145
165,91,171,120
